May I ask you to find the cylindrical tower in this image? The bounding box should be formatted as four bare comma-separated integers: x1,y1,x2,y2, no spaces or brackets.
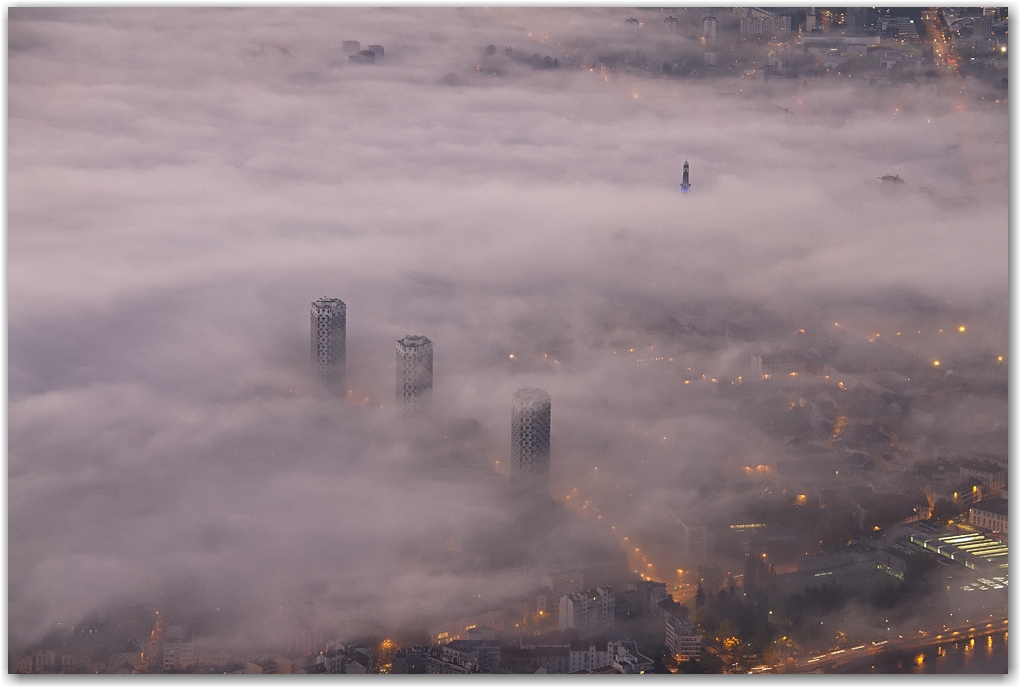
511,388,552,485
311,298,346,386
396,334,433,417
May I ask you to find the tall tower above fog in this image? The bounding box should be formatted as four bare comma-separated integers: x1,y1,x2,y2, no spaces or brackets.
681,160,691,193
511,388,552,486
311,298,346,386
396,334,433,417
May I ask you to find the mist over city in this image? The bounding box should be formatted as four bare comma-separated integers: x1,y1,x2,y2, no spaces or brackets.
8,7,1008,674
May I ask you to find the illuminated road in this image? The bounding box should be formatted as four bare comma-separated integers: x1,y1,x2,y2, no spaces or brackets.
561,487,690,598
786,617,1007,673
137,616,166,673
923,9,961,77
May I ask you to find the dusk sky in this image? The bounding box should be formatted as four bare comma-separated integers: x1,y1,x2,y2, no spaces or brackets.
8,8,1008,652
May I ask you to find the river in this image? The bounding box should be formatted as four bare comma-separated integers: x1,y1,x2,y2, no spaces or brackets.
835,630,1007,674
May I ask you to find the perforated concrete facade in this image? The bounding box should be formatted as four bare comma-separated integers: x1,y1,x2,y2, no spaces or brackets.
311,298,346,385
396,335,433,417
511,388,551,483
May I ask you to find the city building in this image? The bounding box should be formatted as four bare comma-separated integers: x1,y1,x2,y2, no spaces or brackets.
802,34,881,56
671,510,708,563
441,640,500,673
623,580,667,618
664,16,679,34
804,9,820,33
542,569,585,597
108,642,143,673
567,641,618,673
392,646,491,674
350,50,377,63
429,608,506,645
501,644,570,674
270,654,309,674
15,655,34,673
844,7,874,35
665,617,702,662
564,641,651,674
314,644,372,674
396,334,433,417
311,298,346,386
511,388,552,485
970,497,1008,535
246,659,279,674
424,651,490,674
162,640,196,671
609,641,654,674
703,16,717,40
341,40,360,55
958,459,1007,495
877,15,919,39
654,596,689,623
739,9,792,35
465,626,496,641
752,351,809,379
930,478,983,509
909,528,1008,572
680,160,691,194
559,586,614,639
33,650,57,673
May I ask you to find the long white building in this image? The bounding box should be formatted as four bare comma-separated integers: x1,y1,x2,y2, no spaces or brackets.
665,616,702,662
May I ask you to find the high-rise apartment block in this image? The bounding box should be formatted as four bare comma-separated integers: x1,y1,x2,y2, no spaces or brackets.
396,335,433,416
311,298,346,386
511,388,552,484
673,512,708,564
740,9,792,35
702,16,717,40
559,586,614,639
665,616,702,662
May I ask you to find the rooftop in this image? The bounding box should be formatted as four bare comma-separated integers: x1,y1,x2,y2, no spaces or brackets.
312,297,345,308
514,388,551,405
971,496,1008,517
397,334,432,348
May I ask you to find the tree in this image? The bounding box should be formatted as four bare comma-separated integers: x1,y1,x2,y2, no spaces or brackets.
930,498,962,524
695,583,706,608
762,641,783,668
904,551,940,595
717,619,741,653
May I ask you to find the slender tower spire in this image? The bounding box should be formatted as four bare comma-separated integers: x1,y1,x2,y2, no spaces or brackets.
680,159,691,193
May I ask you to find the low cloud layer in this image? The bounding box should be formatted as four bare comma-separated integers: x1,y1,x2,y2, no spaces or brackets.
8,8,1007,650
